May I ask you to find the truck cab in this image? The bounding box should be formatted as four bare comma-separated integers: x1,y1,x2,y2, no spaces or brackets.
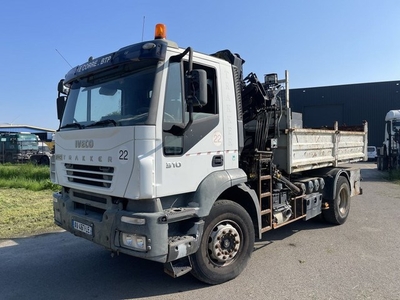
384,110,400,154
52,24,244,266
377,109,400,170
0,132,38,163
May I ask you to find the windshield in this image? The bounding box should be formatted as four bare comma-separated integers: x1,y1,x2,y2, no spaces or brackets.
60,62,158,130
16,135,38,151
393,121,400,132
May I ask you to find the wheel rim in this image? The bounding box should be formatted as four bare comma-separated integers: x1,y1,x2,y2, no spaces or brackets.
338,186,349,216
208,220,241,265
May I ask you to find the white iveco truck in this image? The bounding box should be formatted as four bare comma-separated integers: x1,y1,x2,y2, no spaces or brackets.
377,109,400,170
52,24,367,284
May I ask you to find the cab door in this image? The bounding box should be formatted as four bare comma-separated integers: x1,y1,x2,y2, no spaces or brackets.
158,58,224,197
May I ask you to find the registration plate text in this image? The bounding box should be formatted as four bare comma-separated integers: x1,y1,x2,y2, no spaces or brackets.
73,220,93,236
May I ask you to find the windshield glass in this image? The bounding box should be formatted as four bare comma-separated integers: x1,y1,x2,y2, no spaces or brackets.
60,62,158,130
393,121,400,132
16,135,38,151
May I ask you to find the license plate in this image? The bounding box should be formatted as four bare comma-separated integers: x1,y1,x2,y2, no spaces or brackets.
72,220,93,236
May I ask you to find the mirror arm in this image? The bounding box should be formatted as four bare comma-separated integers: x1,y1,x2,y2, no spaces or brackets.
165,47,195,136
164,104,193,136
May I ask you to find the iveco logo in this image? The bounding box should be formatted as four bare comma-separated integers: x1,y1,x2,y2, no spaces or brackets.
75,139,94,148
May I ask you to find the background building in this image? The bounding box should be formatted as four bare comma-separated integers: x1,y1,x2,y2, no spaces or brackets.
289,80,400,147
0,124,55,142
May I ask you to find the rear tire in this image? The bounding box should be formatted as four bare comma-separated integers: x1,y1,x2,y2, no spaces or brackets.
190,200,255,285
5,153,13,163
40,156,50,165
323,176,350,225
377,157,382,170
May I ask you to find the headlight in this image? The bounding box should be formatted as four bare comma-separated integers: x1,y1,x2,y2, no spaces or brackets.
121,233,147,252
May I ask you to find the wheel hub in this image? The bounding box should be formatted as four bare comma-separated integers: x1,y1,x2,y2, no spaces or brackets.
208,223,241,263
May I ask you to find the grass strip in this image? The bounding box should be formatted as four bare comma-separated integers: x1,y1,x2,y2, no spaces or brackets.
0,163,59,191
0,188,60,238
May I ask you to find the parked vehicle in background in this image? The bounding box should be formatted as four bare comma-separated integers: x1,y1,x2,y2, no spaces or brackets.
377,109,400,170
367,146,377,161
0,132,38,163
30,141,52,165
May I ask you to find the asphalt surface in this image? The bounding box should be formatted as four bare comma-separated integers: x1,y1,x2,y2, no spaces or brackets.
1,162,399,300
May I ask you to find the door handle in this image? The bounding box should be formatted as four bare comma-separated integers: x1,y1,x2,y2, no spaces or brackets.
212,155,223,167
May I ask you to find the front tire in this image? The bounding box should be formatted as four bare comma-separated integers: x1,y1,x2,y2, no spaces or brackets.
323,176,350,225
190,200,255,285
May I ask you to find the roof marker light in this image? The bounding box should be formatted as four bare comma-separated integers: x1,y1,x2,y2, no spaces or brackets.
155,23,167,39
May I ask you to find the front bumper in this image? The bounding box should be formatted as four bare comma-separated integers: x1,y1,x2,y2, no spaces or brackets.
53,190,203,263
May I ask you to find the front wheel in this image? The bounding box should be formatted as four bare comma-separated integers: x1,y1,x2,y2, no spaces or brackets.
190,200,255,285
323,176,350,225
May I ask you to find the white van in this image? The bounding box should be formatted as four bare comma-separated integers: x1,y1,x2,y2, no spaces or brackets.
367,146,377,161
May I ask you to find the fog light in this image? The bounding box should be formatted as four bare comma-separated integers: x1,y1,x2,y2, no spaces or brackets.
121,233,147,251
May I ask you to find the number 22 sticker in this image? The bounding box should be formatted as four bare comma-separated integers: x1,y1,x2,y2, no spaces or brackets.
213,131,222,147
118,147,129,164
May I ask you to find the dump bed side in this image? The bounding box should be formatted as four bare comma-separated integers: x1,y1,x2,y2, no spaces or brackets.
273,123,368,174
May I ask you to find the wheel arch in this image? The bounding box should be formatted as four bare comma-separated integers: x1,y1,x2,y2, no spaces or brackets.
323,169,349,200
310,167,360,200
219,183,260,238
192,169,260,236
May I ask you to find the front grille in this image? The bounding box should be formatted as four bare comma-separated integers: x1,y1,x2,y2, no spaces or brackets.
65,163,114,188
74,202,105,220
73,191,107,204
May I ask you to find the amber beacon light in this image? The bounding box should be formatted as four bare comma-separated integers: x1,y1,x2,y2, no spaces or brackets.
155,23,167,39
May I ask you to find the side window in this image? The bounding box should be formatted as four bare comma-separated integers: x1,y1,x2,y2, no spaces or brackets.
164,62,183,124
185,62,218,121
163,62,184,156
163,61,219,156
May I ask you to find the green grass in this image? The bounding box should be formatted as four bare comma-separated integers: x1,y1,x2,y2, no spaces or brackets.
0,164,60,239
387,169,400,183
0,163,59,191
0,188,60,238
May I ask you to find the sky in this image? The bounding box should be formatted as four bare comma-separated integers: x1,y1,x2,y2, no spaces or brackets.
1,0,400,130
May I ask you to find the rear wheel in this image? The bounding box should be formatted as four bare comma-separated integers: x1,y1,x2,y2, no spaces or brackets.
40,156,50,165
190,200,255,285
323,176,350,225
377,156,382,170
5,153,13,163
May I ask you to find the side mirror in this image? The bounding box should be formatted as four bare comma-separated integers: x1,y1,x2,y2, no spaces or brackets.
57,96,67,120
58,79,70,95
386,121,391,135
187,69,207,107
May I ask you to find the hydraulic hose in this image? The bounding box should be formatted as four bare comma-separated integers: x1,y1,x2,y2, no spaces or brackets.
274,170,301,195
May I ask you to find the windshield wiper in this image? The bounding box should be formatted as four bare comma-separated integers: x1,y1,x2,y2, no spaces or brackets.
86,119,117,128
59,122,84,130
